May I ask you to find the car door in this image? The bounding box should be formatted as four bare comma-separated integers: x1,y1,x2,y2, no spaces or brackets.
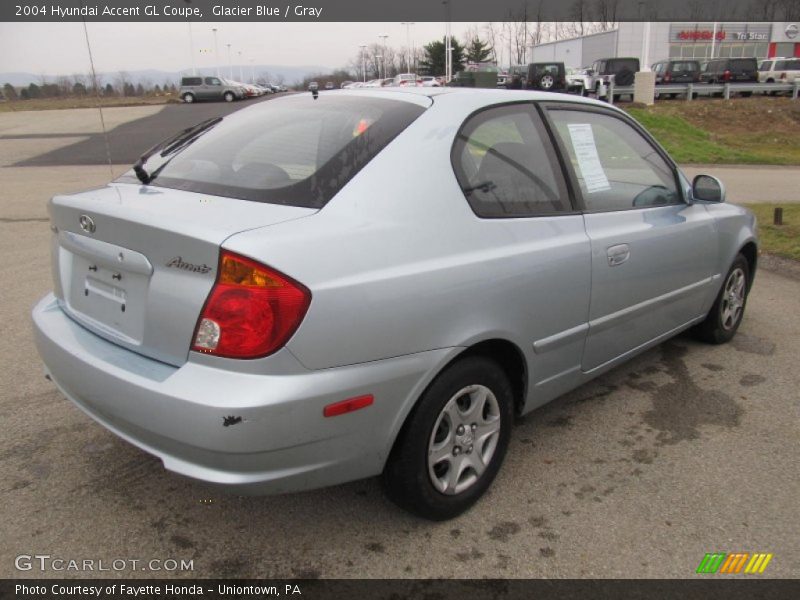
543,104,719,372
203,77,222,100
451,102,591,407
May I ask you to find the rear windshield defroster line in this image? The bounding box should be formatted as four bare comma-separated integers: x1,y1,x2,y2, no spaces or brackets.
117,95,426,209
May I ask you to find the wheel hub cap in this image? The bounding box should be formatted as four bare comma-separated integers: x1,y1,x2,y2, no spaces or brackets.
427,384,502,496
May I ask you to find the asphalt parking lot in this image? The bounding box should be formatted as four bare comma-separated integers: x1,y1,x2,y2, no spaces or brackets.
0,101,798,579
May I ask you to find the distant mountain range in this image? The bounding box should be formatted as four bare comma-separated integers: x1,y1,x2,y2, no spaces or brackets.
0,65,334,88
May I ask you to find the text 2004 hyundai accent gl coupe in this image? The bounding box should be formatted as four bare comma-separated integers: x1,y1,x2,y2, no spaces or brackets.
33,88,757,520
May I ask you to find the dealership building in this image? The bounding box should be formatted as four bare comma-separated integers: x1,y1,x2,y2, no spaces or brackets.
529,22,800,69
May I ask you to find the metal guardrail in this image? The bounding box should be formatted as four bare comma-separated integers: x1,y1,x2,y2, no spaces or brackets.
603,81,800,104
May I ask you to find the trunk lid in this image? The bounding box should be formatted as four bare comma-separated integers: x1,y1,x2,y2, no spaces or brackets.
48,182,316,366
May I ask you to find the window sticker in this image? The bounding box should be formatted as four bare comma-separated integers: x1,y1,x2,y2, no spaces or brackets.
567,123,611,193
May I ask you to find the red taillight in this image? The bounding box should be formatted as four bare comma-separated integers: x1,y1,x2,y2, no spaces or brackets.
723,70,731,81
664,71,671,83
191,251,311,359
780,72,787,80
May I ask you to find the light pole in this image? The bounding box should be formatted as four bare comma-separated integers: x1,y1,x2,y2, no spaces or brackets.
238,51,243,81
226,43,232,80
188,23,196,75
378,34,389,77
212,28,219,77
249,58,255,84
376,54,383,80
442,1,452,81
401,22,415,72
359,44,367,82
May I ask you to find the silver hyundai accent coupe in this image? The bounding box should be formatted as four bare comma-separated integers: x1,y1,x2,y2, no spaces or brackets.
33,88,757,520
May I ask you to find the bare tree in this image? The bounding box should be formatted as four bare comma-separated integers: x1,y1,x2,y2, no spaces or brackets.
595,0,619,30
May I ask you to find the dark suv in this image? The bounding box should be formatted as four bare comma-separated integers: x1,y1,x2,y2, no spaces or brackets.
700,57,758,83
505,63,566,91
588,57,640,99
652,60,701,84
699,57,758,96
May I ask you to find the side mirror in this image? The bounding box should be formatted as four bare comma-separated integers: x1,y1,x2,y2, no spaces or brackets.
692,174,725,203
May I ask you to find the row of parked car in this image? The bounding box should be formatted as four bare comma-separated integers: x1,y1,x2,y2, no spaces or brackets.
179,76,288,103
495,56,799,101
308,74,445,92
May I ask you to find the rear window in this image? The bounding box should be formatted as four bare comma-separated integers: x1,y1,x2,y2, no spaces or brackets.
182,77,202,86
127,95,425,208
787,60,800,70
729,59,757,71
670,61,699,72
607,59,639,73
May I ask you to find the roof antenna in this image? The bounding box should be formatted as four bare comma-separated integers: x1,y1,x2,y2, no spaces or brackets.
80,0,114,180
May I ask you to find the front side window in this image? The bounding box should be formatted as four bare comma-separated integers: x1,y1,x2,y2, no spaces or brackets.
205,77,222,86
548,109,680,212
452,104,570,218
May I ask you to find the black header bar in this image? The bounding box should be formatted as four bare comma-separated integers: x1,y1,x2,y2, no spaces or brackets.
2,0,791,22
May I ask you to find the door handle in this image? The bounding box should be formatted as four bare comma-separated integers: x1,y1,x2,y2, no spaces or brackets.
607,244,630,266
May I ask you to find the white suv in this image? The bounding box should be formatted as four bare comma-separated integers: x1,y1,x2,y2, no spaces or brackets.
758,58,800,84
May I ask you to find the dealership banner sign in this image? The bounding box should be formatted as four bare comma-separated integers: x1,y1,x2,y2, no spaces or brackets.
1,0,791,22
670,23,773,43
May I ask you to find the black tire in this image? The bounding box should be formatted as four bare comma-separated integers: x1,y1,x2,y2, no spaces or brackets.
383,355,514,520
693,254,750,344
224,91,235,102
182,93,195,104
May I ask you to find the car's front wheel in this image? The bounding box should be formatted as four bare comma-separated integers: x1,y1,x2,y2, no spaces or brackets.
182,93,195,103
224,91,235,102
693,253,750,344
383,355,514,520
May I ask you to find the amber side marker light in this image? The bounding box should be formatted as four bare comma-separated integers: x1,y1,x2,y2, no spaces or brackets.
323,395,374,418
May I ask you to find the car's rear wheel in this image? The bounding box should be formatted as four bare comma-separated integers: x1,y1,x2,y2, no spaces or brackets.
693,254,750,344
182,93,195,103
224,91,235,102
383,355,514,520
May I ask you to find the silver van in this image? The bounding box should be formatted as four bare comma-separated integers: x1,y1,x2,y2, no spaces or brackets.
179,76,245,103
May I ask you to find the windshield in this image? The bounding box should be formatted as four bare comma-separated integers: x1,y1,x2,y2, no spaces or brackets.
119,95,425,208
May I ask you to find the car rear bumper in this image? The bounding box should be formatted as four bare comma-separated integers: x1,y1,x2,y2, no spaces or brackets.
32,294,454,494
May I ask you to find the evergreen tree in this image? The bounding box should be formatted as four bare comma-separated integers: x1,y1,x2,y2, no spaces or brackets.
419,38,466,76
465,37,492,64
3,83,18,100
27,83,41,98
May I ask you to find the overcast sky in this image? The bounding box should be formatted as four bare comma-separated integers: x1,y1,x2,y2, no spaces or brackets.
0,22,477,76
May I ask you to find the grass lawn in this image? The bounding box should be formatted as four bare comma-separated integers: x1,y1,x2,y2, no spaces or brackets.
625,98,800,165
0,96,175,112
743,203,800,261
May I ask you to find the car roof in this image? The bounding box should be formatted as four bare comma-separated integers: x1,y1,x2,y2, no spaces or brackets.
328,87,619,111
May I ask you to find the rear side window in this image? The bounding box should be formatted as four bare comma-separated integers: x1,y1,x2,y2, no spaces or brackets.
548,109,680,212
452,104,571,218
182,77,202,86
787,60,800,70
132,95,425,208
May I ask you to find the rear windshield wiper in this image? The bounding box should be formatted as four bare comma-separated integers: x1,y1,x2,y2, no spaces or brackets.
133,117,223,184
